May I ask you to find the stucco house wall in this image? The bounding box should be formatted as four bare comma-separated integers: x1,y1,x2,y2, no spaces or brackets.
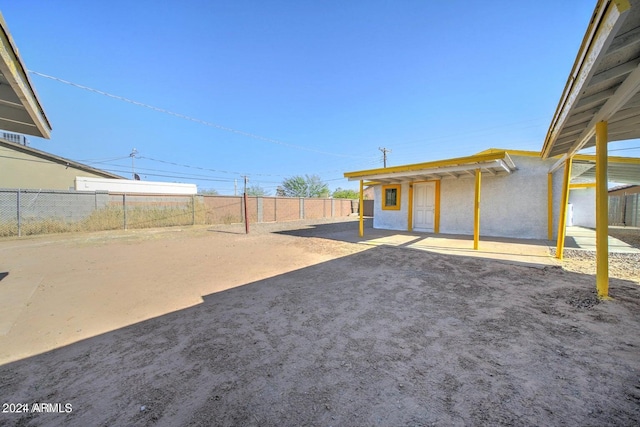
373,183,410,231
371,155,564,240
439,156,557,240
0,140,122,190
569,187,596,228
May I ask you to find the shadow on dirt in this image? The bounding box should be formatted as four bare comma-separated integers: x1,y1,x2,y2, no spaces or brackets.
1,244,639,426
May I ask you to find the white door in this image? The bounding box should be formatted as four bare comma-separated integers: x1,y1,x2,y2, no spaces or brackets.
413,182,435,232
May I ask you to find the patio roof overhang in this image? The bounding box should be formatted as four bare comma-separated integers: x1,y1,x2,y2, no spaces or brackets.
541,0,640,159
571,153,640,183
0,13,51,139
344,151,516,184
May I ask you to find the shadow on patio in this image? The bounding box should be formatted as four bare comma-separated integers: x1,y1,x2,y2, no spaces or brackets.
276,219,557,268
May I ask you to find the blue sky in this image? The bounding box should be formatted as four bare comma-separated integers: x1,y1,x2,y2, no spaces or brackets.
4,1,638,194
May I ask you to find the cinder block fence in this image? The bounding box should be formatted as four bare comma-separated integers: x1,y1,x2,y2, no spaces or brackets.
0,189,358,237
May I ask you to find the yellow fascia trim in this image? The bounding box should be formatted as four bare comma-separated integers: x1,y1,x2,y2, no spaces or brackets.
475,148,540,158
344,152,507,179
570,182,597,189
382,184,401,210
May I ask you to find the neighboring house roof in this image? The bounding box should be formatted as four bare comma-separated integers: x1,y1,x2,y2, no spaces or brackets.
0,12,51,138
541,0,640,159
344,151,516,183
0,139,124,179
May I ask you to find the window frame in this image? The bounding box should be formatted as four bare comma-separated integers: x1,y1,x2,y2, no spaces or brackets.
381,184,402,210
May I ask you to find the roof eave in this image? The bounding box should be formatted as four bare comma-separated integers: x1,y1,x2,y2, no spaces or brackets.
541,0,631,159
0,12,52,139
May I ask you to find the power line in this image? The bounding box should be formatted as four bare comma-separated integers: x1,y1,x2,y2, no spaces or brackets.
29,70,373,159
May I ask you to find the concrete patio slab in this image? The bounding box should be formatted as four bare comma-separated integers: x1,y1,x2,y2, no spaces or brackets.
565,226,640,253
325,228,558,268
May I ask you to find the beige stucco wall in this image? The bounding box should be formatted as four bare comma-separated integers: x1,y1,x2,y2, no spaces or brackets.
0,147,113,190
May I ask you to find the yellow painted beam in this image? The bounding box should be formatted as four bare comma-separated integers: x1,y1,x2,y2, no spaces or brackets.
570,182,597,189
359,180,364,237
547,173,553,241
595,121,609,299
434,180,441,234
474,168,481,250
407,183,414,232
555,157,573,259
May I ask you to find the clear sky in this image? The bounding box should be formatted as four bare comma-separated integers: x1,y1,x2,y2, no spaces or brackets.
3,1,638,194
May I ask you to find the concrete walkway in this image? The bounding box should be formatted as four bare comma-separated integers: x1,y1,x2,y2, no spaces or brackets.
564,226,640,253
327,228,558,268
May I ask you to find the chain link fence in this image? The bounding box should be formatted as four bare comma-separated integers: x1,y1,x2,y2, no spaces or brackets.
0,189,358,237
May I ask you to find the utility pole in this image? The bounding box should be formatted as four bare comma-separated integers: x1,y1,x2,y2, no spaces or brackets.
130,148,138,179
379,147,391,168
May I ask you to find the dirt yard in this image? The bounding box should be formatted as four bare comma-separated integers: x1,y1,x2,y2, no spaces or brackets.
1,218,639,426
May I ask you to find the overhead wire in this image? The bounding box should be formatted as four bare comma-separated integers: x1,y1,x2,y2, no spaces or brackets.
29,70,376,160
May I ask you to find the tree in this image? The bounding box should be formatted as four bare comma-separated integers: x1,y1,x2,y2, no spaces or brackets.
280,174,330,198
247,184,269,197
332,188,360,199
199,188,219,195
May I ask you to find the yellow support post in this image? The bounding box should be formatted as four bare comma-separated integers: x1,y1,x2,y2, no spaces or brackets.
595,121,609,299
547,173,553,241
407,183,413,231
359,180,364,237
555,157,572,260
474,169,481,250
434,180,441,234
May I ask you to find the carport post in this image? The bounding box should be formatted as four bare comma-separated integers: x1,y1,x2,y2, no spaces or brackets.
595,121,609,298
555,157,572,260
359,180,364,237
473,169,481,250
547,173,553,240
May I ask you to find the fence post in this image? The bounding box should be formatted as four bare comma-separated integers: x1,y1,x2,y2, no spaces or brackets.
192,195,196,225
257,197,263,223
123,194,127,230
299,198,304,219
331,198,335,218
17,188,21,237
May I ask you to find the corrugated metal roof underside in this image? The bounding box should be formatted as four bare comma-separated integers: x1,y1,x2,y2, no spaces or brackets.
543,0,640,158
0,13,51,138
571,158,640,184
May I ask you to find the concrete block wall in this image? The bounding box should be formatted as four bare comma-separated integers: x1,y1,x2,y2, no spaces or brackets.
0,189,109,222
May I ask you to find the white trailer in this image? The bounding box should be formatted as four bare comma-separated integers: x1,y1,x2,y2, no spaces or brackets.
75,177,197,195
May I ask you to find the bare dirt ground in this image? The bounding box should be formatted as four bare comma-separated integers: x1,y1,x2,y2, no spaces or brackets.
1,218,639,426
